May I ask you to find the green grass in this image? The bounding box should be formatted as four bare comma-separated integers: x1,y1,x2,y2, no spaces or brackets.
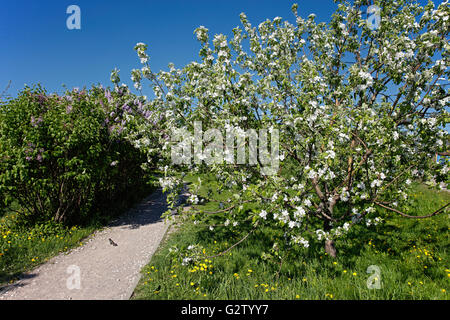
0,213,97,285
132,179,449,300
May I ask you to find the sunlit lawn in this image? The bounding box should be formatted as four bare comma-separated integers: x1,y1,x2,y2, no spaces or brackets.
132,178,449,300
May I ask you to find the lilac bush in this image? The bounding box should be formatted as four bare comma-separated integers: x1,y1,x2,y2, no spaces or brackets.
0,85,150,225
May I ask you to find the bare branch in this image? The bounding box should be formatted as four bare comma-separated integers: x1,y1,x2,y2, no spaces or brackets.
374,201,449,219
204,223,258,259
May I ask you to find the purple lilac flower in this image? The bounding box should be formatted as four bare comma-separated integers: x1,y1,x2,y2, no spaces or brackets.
144,110,152,119
37,94,46,105
138,101,144,112
36,154,43,162
66,105,73,114
31,116,43,127
122,104,131,113
105,90,112,102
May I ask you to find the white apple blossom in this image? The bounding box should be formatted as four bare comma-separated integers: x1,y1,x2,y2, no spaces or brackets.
123,1,450,261
259,210,268,220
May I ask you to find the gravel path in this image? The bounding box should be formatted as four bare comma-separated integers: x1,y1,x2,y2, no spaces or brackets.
0,189,184,300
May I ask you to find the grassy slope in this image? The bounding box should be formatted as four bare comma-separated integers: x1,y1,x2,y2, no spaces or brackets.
132,177,449,300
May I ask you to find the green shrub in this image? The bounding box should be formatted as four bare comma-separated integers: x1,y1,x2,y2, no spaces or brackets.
0,84,151,225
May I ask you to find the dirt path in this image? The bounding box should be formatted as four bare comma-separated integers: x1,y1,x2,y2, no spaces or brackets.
0,189,184,300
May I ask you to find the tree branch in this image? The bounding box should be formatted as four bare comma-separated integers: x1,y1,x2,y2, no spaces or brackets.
374,201,449,219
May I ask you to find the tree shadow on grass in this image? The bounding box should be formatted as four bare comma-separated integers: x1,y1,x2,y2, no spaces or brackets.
0,272,37,293
194,219,406,280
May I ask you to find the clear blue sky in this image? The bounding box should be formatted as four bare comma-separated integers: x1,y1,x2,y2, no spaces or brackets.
0,0,443,98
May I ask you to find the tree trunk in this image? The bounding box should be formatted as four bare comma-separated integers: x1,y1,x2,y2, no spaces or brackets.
325,239,337,258
324,220,337,258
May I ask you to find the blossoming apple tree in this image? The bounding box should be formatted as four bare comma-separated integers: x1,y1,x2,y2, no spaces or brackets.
122,0,449,258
